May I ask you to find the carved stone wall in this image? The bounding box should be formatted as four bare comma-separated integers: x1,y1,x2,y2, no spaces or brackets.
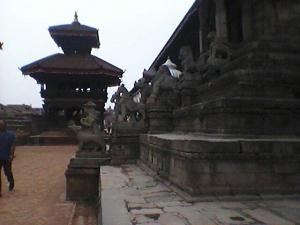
140,134,300,195
139,0,300,196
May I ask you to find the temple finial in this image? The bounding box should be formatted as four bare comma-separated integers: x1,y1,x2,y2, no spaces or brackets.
74,11,79,23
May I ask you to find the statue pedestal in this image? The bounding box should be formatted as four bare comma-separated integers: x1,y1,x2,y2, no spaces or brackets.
65,152,110,201
179,76,202,107
147,106,173,134
111,121,145,165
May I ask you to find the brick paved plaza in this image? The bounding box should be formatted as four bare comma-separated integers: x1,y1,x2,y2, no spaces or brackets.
0,146,76,225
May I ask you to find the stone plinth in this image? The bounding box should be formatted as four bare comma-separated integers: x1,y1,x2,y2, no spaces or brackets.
140,133,300,196
111,121,145,165
175,39,300,135
147,106,173,134
65,153,110,201
174,98,300,135
66,167,99,201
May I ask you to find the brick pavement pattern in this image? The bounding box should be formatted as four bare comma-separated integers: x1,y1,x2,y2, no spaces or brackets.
0,146,76,225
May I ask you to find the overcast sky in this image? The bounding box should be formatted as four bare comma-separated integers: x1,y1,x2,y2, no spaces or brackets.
0,0,194,108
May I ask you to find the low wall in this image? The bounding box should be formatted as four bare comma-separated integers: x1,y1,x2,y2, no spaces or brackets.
140,133,300,196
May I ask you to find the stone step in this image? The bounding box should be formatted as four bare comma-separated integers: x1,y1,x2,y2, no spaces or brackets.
140,133,300,196
224,51,300,75
7,125,27,130
174,97,300,135
0,115,31,120
4,118,32,121
6,121,32,126
234,38,300,58
29,131,77,146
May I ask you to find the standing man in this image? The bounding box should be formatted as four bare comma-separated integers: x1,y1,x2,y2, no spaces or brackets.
0,120,15,197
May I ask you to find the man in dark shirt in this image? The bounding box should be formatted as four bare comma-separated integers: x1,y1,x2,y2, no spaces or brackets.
0,120,15,197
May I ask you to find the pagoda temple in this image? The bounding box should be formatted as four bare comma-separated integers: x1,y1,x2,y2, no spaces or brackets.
21,13,123,128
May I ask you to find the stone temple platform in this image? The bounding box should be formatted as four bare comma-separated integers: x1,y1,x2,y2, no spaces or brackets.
140,133,300,196
101,164,300,225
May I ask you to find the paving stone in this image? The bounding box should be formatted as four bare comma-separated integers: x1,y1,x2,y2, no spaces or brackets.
243,208,295,225
128,171,146,176
199,207,256,224
132,176,156,184
193,202,220,211
134,180,158,189
127,202,157,210
141,184,170,195
260,194,300,201
270,208,300,223
234,195,262,201
144,193,182,203
155,201,192,208
242,201,263,209
125,195,146,204
220,201,250,210
163,206,188,213
101,166,129,189
178,208,217,225
143,191,175,199
123,187,142,196
262,200,300,209
102,189,131,225
159,213,188,225
130,214,156,224
136,222,160,225
130,208,163,217
101,165,300,225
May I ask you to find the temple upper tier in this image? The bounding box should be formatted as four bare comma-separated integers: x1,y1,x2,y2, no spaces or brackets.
49,13,100,54
21,13,123,86
20,13,123,128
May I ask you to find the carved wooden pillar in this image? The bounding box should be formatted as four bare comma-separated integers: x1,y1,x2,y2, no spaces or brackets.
215,0,228,40
198,0,216,53
263,0,279,35
198,0,209,53
241,0,253,41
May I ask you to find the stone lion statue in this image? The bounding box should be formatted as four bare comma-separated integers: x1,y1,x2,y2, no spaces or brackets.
111,84,145,122
69,101,105,152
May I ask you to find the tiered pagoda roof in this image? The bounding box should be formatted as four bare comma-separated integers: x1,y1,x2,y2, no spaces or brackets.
21,54,123,77
21,13,123,87
48,13,100,54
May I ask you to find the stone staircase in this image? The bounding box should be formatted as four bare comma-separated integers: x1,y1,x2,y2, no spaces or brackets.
29,129,77,145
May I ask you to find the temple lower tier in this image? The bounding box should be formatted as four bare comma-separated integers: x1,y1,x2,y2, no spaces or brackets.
140,133,300,196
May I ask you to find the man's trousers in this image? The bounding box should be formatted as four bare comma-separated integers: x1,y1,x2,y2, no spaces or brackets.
0,160,14,193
